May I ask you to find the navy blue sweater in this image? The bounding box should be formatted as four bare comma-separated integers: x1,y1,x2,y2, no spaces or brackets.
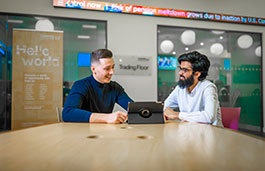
62,75,133,122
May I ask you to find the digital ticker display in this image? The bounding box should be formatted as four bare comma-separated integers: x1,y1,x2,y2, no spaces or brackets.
53,0,265,26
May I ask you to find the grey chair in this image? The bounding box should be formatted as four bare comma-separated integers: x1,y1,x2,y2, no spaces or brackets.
56,107,63,122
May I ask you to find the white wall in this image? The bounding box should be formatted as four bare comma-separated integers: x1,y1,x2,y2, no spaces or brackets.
1,0,265,131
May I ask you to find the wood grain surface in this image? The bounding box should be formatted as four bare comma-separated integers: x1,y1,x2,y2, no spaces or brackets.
0,121,264,171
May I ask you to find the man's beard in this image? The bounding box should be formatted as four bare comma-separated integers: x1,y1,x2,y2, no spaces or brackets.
178,74,195,89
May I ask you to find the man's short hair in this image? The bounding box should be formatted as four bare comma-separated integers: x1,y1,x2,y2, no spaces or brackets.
91,49,113,64
178,51,210,81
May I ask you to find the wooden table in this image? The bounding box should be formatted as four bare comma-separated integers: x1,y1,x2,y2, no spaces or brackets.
0,121,265,171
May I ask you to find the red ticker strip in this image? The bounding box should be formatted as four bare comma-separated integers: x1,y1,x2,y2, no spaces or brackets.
53,0,265,26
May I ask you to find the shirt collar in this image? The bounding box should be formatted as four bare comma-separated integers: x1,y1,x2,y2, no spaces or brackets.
187,81,201,95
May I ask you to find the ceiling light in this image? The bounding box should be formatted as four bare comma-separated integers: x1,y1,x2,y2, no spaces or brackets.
7,19,24,24
200,42,204,46
219,36,223,40
237,34,253,49
181,30,196,45
185,47,189,51
82,24,97,29
212,30,225,35
77,35,91,39
210,43,224,56
35,19,54,31
255,46,261,57
160,40,174,53
34,17,47,20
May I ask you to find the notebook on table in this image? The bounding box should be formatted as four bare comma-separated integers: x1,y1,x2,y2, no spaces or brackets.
127,102,165,124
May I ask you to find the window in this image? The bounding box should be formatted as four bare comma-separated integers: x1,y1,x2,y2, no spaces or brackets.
157,25,262,132
0,13,107,131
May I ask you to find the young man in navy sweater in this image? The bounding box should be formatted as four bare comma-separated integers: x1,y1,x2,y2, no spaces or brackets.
63,49,133,123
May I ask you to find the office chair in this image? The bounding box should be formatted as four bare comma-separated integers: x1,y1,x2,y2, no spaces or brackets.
56,107,63,122
220,107,241,130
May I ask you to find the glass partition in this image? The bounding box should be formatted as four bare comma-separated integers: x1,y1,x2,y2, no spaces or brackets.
157,25,262,132
0,13,107,131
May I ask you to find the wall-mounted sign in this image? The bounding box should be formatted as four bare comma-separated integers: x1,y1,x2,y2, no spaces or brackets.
12,29,63,130
114,56,151,75
53,0,265,26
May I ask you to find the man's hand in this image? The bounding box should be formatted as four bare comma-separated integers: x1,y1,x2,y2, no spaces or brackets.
106,111,128,124
164,107,180,120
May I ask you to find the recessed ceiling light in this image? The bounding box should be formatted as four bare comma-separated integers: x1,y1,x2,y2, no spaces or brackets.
185,47,189,51
82,24,97,29
212,30,225,35
7,19,24,24
34,17,48,20
219,36,224,40
77,35,91,39
200,42,204,46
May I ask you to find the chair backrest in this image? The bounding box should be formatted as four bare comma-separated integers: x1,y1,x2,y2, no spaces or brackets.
56,107,63,122
220,107,241,130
